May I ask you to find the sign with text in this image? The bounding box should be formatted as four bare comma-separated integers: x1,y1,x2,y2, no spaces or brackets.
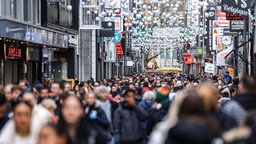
226,13,244,20
221,0,251,17
230,20,244,31
217,43,234,66
205,10,216,52
205,63,215,74
7,47,22,58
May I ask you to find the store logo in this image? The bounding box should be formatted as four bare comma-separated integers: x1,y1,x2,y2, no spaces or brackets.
7,47,22,58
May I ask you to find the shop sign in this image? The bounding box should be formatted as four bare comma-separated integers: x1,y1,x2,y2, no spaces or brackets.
206,10,216,52
230,20,244,32
221,0,251,17
217,6,226,17
0,19,69,48
27,47,39,61
105,41,116,62
226,13,244,20
216,44,233,66
205,63,215,74
183,53,192,65
213,20,230,27
7,47,22,58
110,30,122,43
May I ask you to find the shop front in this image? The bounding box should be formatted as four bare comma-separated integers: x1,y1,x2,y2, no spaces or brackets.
0,19,70,85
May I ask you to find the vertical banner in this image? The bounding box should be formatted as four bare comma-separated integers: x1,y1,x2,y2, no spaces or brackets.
216,36,234,66
107,41,116,62
205,10,216,52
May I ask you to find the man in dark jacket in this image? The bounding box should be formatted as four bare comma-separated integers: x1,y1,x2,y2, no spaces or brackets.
113,89,148,144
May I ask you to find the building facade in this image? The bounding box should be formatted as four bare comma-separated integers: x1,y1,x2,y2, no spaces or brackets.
0,0,78,85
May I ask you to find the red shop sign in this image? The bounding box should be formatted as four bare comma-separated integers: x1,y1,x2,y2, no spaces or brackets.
7,47,22,58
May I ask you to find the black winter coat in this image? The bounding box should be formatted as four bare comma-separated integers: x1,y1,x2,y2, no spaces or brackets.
113,103,148,143
165,120,219,144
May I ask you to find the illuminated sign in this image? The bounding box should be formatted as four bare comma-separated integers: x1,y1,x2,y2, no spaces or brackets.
7,47,22,58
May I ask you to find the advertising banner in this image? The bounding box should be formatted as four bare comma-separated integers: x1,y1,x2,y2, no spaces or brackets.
230,20,244,32
106,41,116,62
205,63,215,74
205,10,216,52
221,0,251,17
216,36,234,66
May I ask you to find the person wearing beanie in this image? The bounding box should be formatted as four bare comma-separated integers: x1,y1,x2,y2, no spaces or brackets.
147,87,170,136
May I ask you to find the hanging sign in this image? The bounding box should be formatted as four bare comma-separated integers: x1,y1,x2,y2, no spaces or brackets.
230,20,244,32
7,47,22,58
226,13,244,20
221,0,251,17
110,30,122,43
205,63,215,74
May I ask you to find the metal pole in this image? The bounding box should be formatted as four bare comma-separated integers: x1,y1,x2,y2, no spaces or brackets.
234,35,239,77
243,18,248,76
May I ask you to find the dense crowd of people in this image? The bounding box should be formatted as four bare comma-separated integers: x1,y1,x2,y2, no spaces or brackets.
0,72,256,144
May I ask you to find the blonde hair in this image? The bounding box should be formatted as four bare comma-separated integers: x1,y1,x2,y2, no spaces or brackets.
197,82,219,113
41,99,57,112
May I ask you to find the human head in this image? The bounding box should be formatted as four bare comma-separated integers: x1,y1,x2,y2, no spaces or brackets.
97,85,110,102
64,83,72,92
51,82,64,97
61,96,84,125
111,85,118,92
38,124,66,144
19,80,30,91
129,83,135,89
178,91,206,119
123,89,136,102
11,85,23,101
39,88,49,99
238,76,256,94
142,91,156,100
197,82,219,113
41,99,57,114
0,93,7,119
155,87,169,102
73,84,80,92
13,101,33,134
22,92,37,107
4,84,13,101
85,92,96,106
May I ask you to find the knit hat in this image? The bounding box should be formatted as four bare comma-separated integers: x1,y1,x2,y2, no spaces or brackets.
156,87,169,101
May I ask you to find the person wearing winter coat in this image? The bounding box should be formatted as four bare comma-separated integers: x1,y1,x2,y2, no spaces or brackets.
146,87,170,136
138,91,155,143
84,92,111,144
165,90,221,144
113,89,148,144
